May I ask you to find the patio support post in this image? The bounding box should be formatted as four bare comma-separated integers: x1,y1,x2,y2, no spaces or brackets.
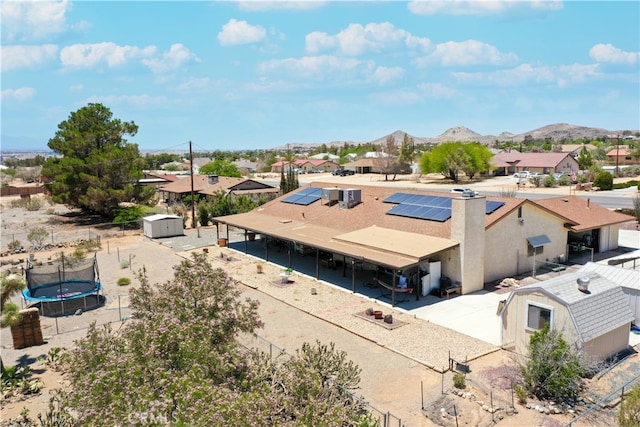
215,222,219,240
288,242,292,269
392,272,397,307
351,259,356,293
264,236,269,262
315,248,320,279
244,230,248,254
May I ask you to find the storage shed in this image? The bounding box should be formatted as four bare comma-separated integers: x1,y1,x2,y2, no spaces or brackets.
500,271,633,364
143,214,184,239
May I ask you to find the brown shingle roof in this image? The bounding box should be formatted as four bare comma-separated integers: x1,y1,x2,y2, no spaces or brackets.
532,196,634,232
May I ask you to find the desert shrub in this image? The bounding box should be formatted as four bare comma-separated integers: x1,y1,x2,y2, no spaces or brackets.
593,171,613,190
198,201,210,227
613,180,640,190
515,384,527,404
557,175,571,186
633,194,640,223
543,175,556,187
521,324,584,403
7,240,22,252
530,175,542,187
117,277,131,286
453,372,466,389
619,382,640,427
120,260,130,269
27,227,48,250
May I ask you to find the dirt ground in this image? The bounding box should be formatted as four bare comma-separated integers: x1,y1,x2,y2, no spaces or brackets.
1,188,637,426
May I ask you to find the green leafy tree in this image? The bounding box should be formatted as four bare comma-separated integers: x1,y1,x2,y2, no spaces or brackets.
378,135,400,181
42,103,154,217
576,146,593,170
619,381,640,427
419,142,492,183
113,205,148,229
27,227,48,251
199,159,242,177
197,201,210,226
521,324,584,402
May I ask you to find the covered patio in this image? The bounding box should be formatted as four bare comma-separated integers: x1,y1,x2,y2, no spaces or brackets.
214,213,458,306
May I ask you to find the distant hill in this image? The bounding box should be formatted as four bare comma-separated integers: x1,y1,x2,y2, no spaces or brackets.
282,123,637,151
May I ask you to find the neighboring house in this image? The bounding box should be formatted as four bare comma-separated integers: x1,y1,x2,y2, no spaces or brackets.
138,172,180,190
191,157,212,174
499,268,634,363
491,152,579,176
606,145,639,166
560,144,597,158
310,153,340,162
232,160,258,175
343,158,380,174
158,175,278,204
213,183,634,303
270,159,339,173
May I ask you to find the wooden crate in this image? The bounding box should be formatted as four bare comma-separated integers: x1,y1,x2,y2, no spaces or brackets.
10,308,44,349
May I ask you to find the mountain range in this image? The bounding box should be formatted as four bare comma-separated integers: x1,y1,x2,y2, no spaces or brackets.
294,123,638,150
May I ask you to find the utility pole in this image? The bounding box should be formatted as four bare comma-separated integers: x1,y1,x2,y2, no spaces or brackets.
189,141,196,229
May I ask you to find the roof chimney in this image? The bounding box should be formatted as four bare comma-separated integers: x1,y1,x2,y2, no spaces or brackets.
208,175,218,185
577,276,590,293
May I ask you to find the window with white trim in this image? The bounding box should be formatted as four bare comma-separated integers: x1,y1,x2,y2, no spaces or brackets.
527,303,552,330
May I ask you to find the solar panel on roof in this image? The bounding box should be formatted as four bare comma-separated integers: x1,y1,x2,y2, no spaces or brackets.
386,204,452,222
485,200,505,214
281,187,322,205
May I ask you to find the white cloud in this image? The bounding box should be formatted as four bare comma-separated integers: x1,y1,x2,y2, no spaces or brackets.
84,94,167,107
60,42,156,69
1,44,58,72
1,87,37,101
453,63,600,87
218,19,267,46
1,0,76,42
175,77,212,93
236,1,327,12
407,0,563,16
305,22,431,56
370,66,405,85
142,44,200,74
415,40,518,67
258,55,373,79
589,43,639,65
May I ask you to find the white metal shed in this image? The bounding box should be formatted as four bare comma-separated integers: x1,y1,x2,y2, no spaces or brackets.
143,214,184,239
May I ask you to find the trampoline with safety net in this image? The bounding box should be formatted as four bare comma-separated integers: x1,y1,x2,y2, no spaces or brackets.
22,254,103,316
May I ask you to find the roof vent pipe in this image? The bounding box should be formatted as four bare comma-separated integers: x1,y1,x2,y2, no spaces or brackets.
577,276,590,293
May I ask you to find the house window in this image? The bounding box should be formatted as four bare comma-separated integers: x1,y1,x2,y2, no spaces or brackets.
517,207,522,219
527,303,552,330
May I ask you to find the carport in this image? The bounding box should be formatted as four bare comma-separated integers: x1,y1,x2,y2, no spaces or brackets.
214,213,458,306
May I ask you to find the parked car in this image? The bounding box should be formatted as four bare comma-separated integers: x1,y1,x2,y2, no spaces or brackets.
513,171,531,179
553,172,565,180
332,169,354,176
450,188,479,196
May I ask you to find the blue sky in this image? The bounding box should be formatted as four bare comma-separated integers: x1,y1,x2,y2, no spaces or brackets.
2,1,639,153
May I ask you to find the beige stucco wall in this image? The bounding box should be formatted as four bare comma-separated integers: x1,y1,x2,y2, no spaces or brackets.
485,204,568,283
501,291,577,355
582,324,631,363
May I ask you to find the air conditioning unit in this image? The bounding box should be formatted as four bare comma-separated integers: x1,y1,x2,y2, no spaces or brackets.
321,188,340,201
338,188,361,209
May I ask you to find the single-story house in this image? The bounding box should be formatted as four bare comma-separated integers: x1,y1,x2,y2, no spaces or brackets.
491,152,579,176
310,153,340,162
232,160,259,174
606,145,639,166
212,182,633,304
560,144,597,158
499,267,634,363
138,172,180,190
270,159,339,173
158,175,278,204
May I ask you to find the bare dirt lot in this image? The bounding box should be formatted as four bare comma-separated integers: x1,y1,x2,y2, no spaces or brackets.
1,190,637,426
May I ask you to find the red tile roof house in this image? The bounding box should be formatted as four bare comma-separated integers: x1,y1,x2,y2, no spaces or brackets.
213,182,633,305
491,152,579,176
270,159,339,174
158,175,279,204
